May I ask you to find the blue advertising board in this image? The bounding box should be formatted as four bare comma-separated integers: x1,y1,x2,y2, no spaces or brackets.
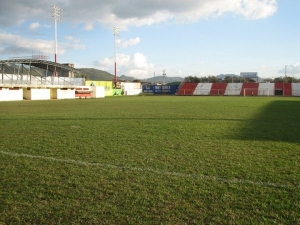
142,84,154,93
142,85,179,94
153,85,179,95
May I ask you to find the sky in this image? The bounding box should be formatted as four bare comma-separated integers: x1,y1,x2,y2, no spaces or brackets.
0,0,300,79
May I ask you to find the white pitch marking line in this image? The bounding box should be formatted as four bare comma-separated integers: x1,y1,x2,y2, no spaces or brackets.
0,150,298,190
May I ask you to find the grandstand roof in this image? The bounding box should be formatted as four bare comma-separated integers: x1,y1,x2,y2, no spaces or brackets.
0,59,79,74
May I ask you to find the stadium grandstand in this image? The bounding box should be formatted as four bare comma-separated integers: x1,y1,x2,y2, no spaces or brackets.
0,55,83,87
177,81,300,97
0,55,108,101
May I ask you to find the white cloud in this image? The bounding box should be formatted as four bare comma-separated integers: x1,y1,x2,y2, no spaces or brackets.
43,24,51,29
94,52,154,78
0,0,278,72
0,1,278,29
239,0,278,19
0,31,85,55
65,36,74,41
117,37,141,48
117,54,131,67
94,54,131,70
132,53,148,69
62,42,86,51
28,22,50,31
97,57,114,68
178,0,278,21
0,32,53,55
29,22,40,30
83,23,94,30
278,64,300,75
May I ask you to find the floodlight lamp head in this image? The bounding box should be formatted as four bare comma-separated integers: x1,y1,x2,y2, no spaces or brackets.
52,6,62,20
113,26,120,36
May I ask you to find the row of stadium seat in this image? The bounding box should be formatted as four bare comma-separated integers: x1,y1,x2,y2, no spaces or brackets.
177,83,300,96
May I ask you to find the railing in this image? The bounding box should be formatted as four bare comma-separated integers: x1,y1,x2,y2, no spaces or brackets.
1,73,84,86
9,55,49,60
175,88,298,96
178,89,219,95
177,88,269,96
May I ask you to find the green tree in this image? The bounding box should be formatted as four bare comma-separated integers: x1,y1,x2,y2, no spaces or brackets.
208,76,218,83
185,76,201,83
224,76,240,83
274,77,284,83
285,76,298,83
263,78,274,83
273,76,299,83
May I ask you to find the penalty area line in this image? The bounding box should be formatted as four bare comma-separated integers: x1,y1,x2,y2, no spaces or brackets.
0,150,298,190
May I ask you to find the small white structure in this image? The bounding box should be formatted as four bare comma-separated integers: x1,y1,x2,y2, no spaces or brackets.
122,82,142,95
51,88,75,99
91,86,105,98
0,87,23,101
23,87,50,100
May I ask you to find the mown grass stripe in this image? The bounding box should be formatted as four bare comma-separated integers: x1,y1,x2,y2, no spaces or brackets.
1,150,298,190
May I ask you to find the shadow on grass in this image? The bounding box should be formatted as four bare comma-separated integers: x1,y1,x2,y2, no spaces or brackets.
0,118,272,122
1,99,299,144
235,100,300,143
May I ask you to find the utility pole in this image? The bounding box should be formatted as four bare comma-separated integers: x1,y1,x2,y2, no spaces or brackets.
162,69,166,85
285,65,287,78
283,65,287,96
113,26,120,87
1,66,4,84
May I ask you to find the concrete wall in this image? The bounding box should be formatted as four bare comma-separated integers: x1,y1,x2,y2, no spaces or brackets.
122,82,142,96
91,86,105,98
23,88,50,100
85,81,114,96
51,88,75,99
124,89,142,95
0,87,23,101
85,81,142,96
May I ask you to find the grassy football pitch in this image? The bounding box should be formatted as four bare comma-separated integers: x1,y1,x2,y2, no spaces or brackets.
0,96,299,224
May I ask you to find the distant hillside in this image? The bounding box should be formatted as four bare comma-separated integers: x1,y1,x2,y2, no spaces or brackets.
76,68,260,83
2,64,267,83
77,68,114,81
77,68,184,83
145,76,184,84
77,69,140,82
119,75,136,81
